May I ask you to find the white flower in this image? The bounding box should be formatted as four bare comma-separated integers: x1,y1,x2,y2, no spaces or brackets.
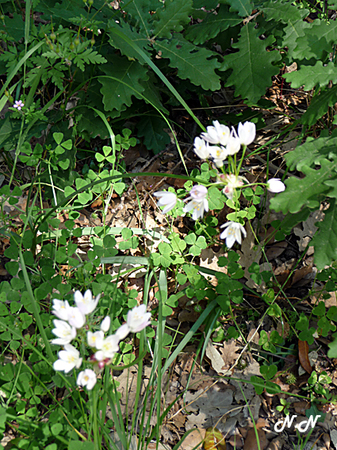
100,316,111,332
52,299,71,321
67,307,86,329
13,100,24,110
53,344,82,373
193,136,209,159
238,121,256,146
77,369,97,391
95,334,119,360
87,330,104,348
74,290,100,315
267,178,285,193
201,121,230,146
183,185,209,220
115,323,130,340
126,304,151,333
51,319,76,345
220,222,247,248
153,191,177,214
225,129,241,156
208,145,228,168
218,174,246,200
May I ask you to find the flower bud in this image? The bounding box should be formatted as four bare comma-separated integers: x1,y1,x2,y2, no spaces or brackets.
74,37,80,46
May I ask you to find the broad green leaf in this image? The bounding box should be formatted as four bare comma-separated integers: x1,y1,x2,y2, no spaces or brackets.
185,5,241,45
154,35,221,91
99,55,148,111
108,21,151,65
292,19,337,60
2,13,24,41
220,0,252,17
262,0,308,23
301,85,337,127
284,136,336,171
282,19,311,54
284,61,337,91
123,0,158,36
311,199,337,270
328,332,337,358
137,116,171,154
153,0,193,39
269,159,335,214
220,23,282,104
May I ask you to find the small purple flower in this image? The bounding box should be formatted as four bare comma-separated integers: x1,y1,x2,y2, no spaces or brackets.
13,100,24,111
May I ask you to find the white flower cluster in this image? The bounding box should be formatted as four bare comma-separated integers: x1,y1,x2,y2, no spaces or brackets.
153,120,286,250
52,290,151,390
154,184,209,221
194,121,256,167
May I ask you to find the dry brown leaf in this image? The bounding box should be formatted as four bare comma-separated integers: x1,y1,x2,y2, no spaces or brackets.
265,241,287,260
298,340,313,375
293,401,309,415
265,436,285,450
243,419,268,450
176,429,205,450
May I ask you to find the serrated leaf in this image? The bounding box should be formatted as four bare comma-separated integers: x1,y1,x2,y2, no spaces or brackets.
99,55,148,111
185,5,241,45
301,85,337,127
3,13,24,41
262,0,308,23
123,0,158,34
137,116,171,154
220,23,282,104
311,199,337,270
292,19,337,60
220,0,252,17
284,61,337,91
108,21,151,65
269,159,335,214
285,136,335,171
282,19,311,54
153,35,221,91
153,0,193,39
73,49,107,72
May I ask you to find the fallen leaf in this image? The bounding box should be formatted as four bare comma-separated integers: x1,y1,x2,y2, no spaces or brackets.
298,340,313,375
176,429,205,450
204,428,226,450
243,419,268,450
265,436,285,450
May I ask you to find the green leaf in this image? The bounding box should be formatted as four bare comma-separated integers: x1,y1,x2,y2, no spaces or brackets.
137,116,171,154
292,19,337,61
220,23,282,104
53,132,63,145
153,0,193,39
99,55,148,111
68,441,95,450
284,61,337,91
301,85,337,127
328,332,337,358
221,0,253,17
312,301,326,317
3,13,24,41
154,35,221,91
260,364,277,380
108,21,151,65
269,159,335,214
262,0,308,23
284,136,335,171
186,5,241,45
73,48,107,72
311,199,337,270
